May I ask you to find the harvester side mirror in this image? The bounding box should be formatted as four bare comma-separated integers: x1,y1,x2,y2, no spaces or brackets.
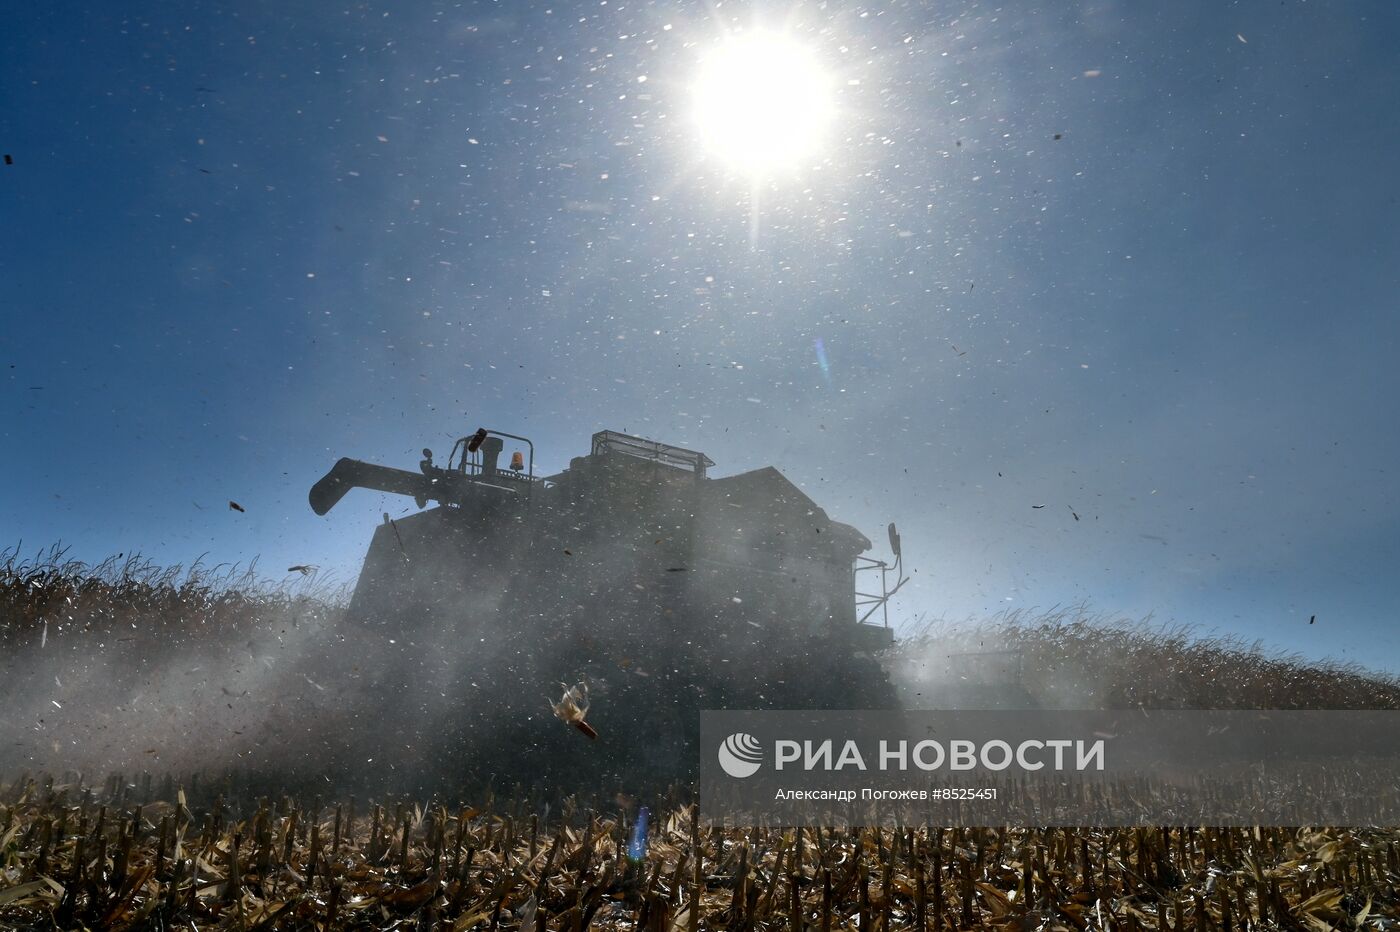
466,428,489,453
887,522,902,560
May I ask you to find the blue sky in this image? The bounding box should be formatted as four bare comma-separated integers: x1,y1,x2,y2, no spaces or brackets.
3,1,1398,669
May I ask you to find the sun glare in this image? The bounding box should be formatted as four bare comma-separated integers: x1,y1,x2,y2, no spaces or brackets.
690,32,836,176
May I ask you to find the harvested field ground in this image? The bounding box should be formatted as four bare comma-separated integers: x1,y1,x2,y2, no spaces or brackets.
2,776,1399,931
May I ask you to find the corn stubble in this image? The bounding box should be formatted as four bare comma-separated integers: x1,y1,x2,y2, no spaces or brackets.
1,776,1398,931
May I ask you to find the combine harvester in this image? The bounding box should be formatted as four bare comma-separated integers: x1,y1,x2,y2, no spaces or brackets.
310,427,905,782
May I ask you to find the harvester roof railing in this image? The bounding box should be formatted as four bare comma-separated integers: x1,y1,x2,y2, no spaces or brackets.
591,429,715,477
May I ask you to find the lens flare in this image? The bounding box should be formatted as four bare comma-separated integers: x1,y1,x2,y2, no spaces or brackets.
814,337,831,385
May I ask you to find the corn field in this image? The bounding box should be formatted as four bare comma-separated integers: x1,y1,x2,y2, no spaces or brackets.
4,548,1400,928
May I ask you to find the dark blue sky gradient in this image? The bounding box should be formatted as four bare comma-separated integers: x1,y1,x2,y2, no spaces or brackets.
3,1,1398,667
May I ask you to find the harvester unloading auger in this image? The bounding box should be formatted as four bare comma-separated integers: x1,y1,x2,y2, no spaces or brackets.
310,427,905,784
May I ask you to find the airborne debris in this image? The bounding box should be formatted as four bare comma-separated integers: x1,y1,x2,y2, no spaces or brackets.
228,500,245,512
287,564,316,575
550,681,598,740
1032,504,1045,509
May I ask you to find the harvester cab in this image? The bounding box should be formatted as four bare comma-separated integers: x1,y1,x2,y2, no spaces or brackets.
436,427,535,485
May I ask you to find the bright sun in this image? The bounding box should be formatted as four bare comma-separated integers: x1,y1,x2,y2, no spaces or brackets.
690,32,835,176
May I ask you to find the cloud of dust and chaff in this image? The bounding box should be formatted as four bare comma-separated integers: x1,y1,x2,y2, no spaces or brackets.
0,548,373,783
